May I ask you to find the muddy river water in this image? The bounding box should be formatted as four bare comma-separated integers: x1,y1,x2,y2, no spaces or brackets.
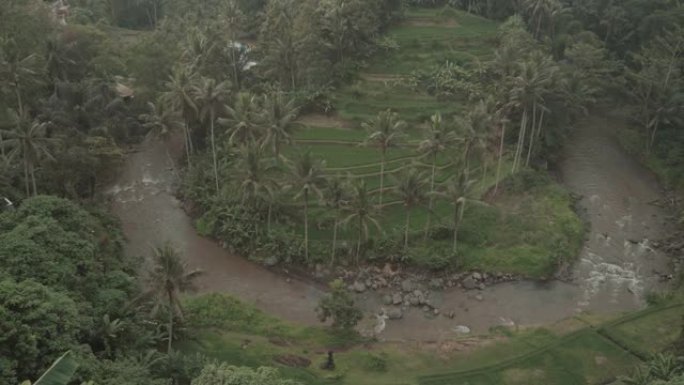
109,117,672,340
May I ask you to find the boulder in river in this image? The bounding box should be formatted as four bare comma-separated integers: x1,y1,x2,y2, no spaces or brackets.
462,276,477,290
401,279,416,292
429,278,444,290
387,307,403,320
392,293,403,305
453,325,471,334
352,281,366,293
263,256,278,267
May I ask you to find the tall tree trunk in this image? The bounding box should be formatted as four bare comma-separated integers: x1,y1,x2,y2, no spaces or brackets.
453,201,466,253
14,81,23,116
513,107,528,172
379,149,386,208
452,205,459,253
404,209,411,251
525,103,537,167
30,162,37,196
331,214,338,267
184,123,192,168
167,292,174,354
0,131,5,159
356,217,363,266
303,189,309,263
494,122,506,195
210,111,219,194
481,159,488,189
23,155,30,197
648,119,660,154
424,154,437,240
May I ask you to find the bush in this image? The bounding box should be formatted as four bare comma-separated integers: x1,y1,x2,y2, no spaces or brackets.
361,353,388,373
316,280,363,331
406,246,454,270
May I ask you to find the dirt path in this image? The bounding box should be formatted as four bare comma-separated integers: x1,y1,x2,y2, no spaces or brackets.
108,117,673,340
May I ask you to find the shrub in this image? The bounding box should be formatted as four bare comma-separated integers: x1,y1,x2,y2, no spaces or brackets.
316,280,363,331
361,353,388,373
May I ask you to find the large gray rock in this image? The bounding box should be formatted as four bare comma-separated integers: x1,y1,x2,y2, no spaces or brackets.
387,307,403,320
401,279,415,292
409,294,420,306
472,272,482,281
352,281,366,293
429,278,444,290
453,325,471,334
462,276,477,290
263,256,278,267
392,293,403,305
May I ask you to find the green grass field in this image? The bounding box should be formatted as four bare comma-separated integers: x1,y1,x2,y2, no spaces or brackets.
281,6,584,277
181,293,684,385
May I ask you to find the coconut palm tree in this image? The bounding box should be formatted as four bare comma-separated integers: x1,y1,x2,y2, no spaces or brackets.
362,109,406,208
418,112,457,239
0,39,41,116
324,175,350,266
191,76,231,194
219,92,260,147
435,172,478,253
522,0,562,38
142,243,202,354
162,66,198,167
1,111,59,197
342,180,382,264
286,150,327,263
140,97,184,141
508,53,555,172
232,144,279,231
259,91,299,159
393,169,428,251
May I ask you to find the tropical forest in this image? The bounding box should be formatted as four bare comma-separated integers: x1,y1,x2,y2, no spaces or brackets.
1,0,684,384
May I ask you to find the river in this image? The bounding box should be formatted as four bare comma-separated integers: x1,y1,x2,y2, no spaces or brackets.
108,116,672,340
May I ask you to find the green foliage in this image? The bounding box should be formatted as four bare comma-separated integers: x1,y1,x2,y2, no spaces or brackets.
360,353,388,373
0,279,80,384
191,364,302,385
32,351,79,385
316,280,363,331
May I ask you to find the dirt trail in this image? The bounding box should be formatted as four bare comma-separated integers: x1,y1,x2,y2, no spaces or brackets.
109,117,672,340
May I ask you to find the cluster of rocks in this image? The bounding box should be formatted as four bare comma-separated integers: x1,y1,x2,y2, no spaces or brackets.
343,267,517,295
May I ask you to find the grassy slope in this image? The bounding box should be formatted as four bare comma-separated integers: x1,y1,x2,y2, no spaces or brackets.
287,7,583,277
181,293,683,385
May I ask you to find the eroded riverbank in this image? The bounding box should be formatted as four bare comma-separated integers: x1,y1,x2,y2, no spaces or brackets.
108,116,673,340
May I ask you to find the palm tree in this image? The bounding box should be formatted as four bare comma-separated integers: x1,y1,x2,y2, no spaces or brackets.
232,144,279,231
522,0,562,38
286,150,327,263
259,92,299,159
435,172,478,253
342,180,382,264
508,54,555,172
362,109,406,208
0,39,41,116
192,76,231,194
393,169,428,251
140,97,184,141
142,243,202,354
418,112,456,238
324,175,350,266
219,92,260,147
163,66,198,167
1,111,59,196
